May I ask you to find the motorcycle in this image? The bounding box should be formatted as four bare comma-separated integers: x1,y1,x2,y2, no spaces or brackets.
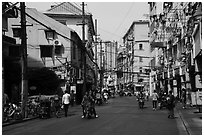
27,100,40,116
95,92,103,105
103,93,108,103
3,104,13,122
84,102,94,119
158,95,167,109
39,100,51,119
3,103,23,122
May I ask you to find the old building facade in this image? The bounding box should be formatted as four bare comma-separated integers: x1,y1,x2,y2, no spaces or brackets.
122,20,151,92
148,2,202,106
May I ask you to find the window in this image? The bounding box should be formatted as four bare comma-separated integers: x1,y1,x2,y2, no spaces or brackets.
40,45,53,57
139,67,143,73
71,41,76,59
139,57,143,62
73,44,76,59
139,44,143,50
9,45,20,57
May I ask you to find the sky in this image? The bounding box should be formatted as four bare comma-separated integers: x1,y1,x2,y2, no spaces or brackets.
25,1,149,45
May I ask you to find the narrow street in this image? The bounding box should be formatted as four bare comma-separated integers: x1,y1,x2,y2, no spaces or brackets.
3,96,188,135
2,2,202,135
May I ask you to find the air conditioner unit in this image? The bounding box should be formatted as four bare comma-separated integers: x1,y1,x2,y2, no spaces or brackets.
53,39,62,46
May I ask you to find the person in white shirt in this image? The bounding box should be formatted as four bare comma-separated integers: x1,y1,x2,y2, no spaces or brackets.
152,90,159,110
62,90,71,117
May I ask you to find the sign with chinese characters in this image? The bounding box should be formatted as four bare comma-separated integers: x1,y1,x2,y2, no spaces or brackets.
70,86,76,94
191,90,202,106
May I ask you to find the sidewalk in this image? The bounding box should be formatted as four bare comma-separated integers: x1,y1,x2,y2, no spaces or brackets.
175,102,202,135
2,115,39,127
2,104,82,127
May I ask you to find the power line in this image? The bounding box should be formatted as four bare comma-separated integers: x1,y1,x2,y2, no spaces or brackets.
73,2,81,9
14,6,99,69
98,27,122,38
110,2,135,40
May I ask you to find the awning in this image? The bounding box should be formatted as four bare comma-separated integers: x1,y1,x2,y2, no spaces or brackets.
151,41,167,48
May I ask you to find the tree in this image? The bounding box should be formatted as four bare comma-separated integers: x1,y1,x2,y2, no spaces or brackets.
28,67,61,95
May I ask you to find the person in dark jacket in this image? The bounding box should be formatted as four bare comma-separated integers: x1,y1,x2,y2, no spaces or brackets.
81,90,99,118
70,90,75,107
53,95,61,118
166,90,175,119
88,90,98,118
181,88,186,109
81,92,89,118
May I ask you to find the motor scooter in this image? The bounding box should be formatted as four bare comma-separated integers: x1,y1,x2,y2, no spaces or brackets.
84,102,95,119
95,93,103,105
138,96,144,109
3,103,23,122
39,100,51,119
103,93,108,103
159,95,167,109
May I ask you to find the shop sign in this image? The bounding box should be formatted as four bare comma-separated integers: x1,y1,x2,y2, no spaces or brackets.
175,68,179,75
180,66,186,75
77,79,83,84
162,72,165,79
164,72,168,79
191,91,202,105
70,86,76,94
173,79,177,86
185,72,190,82
195,75,202,88
167,71,170,78
172,69,175,77
169,69,173,78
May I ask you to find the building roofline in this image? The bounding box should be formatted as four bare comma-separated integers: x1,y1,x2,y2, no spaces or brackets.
122,20,149,40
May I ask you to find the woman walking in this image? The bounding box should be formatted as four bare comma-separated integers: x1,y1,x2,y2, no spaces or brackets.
152,90,159,110
166,90,176,119
62,90,71,117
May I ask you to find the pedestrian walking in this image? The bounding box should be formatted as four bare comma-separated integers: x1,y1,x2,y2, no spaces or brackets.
70,90,75,107
3,92,9,106
166,90,176,119
152,90,159,110
53,95,61,118
81,90,99,118
145,91,149,101
88,90,99,118
181,88,186,109
62,90,71,117
81,92,89,118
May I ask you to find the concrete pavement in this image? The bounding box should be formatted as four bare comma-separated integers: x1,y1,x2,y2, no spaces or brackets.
2,96,202,135
175,102,202,135
2,104,82,127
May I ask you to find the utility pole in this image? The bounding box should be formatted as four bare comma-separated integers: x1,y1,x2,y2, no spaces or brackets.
110,42,112,71
105,42,107,72
115,41,118,90
100,41,103,91
94,19,98,88
20,2,28,118
132,40,134,85
82,2,86,95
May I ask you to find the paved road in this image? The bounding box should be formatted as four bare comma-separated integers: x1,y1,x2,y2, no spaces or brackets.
2,96,188,135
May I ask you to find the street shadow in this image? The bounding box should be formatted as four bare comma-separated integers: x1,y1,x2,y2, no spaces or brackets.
194,111,202,113
137,106,148,109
